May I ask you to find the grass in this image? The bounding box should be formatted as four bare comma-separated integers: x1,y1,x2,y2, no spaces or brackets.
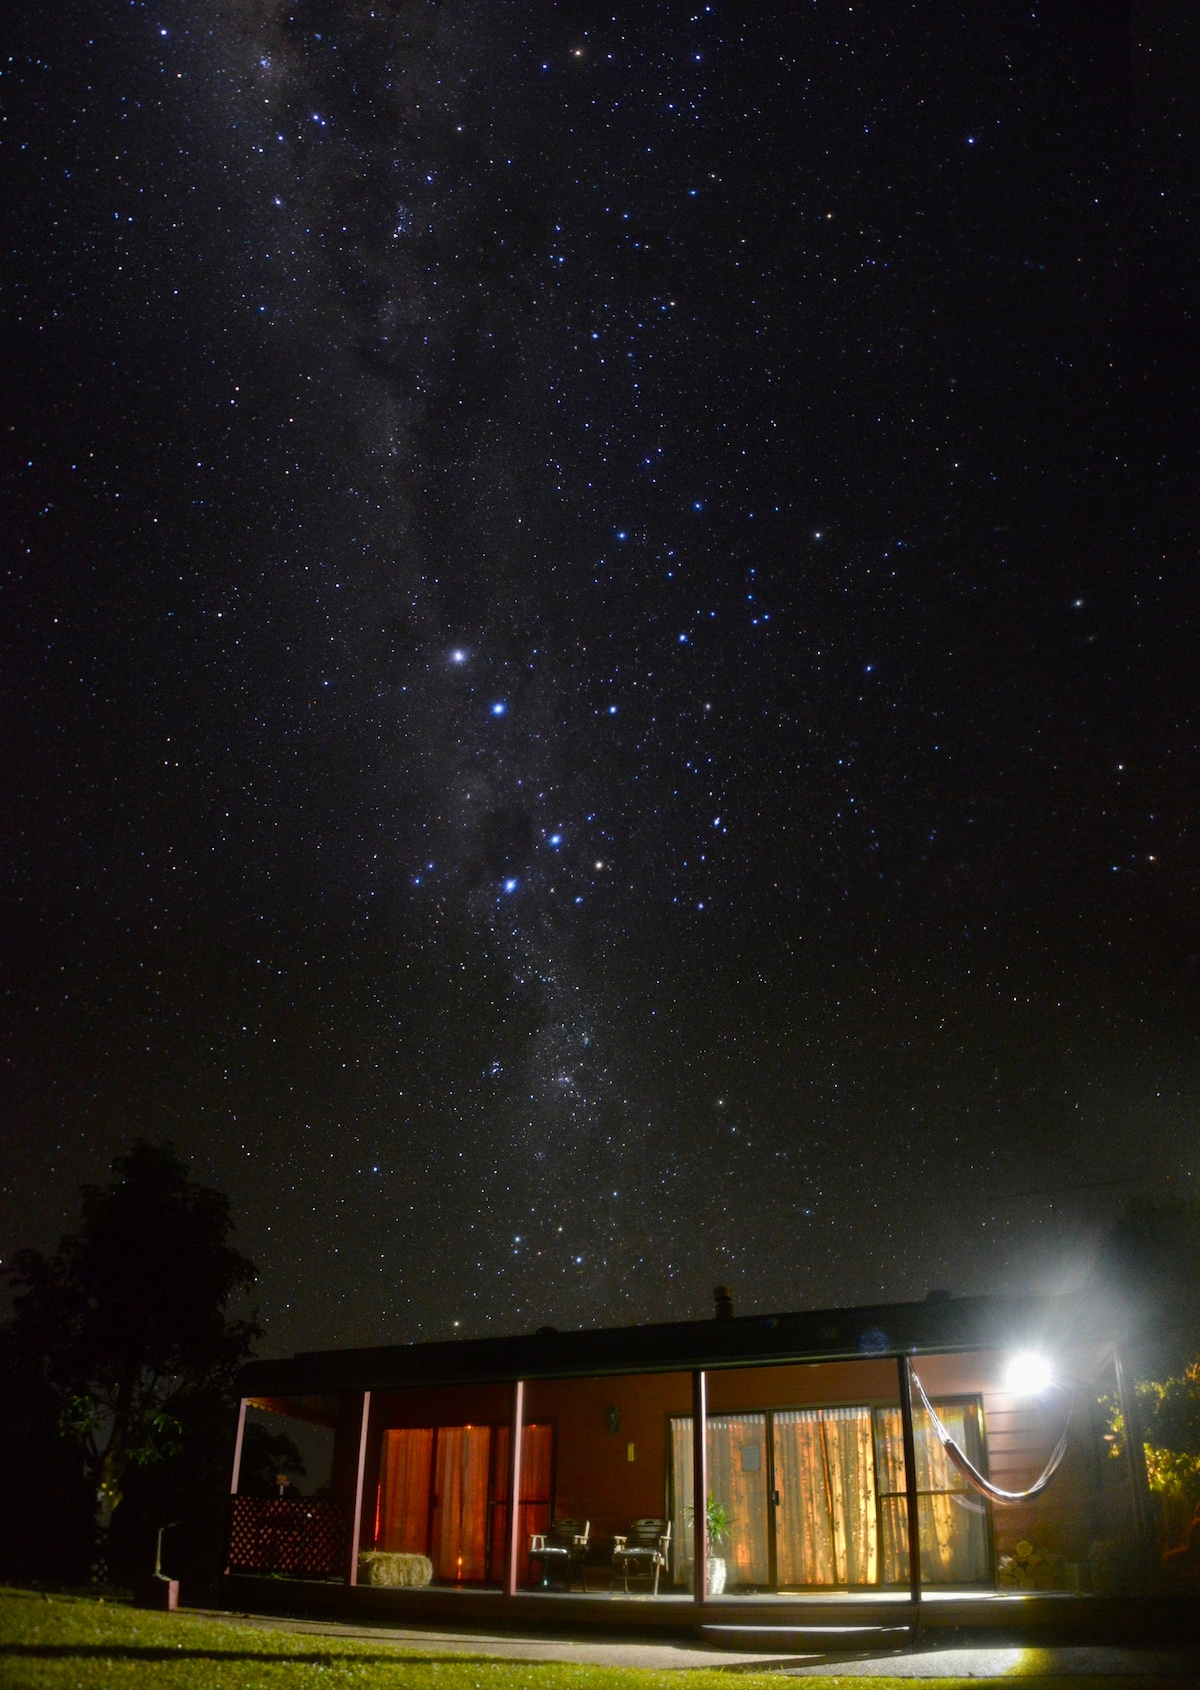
0,1586,1186,1690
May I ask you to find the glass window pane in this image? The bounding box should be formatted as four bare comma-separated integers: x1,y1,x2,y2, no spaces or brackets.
376,1427,434,1554
873,1400,990,1586
774,1407,876,1587
670,1414,769,1589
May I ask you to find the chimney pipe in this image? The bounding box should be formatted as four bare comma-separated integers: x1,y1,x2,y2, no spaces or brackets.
713,1285,734,1320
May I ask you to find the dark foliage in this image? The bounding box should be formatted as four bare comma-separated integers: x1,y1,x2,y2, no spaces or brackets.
2,1141,260,1588
0,1327,93,1582
234,1419,308,1500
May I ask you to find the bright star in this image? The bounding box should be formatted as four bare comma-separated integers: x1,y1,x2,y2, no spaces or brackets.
491,701,507,716
450,648,467,664
503,878,518,893
548,834,562,847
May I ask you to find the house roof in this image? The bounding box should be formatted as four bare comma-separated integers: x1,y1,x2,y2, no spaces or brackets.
236,1289,1116,1399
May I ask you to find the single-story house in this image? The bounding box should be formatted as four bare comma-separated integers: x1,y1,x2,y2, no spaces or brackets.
224,1288,1163,1645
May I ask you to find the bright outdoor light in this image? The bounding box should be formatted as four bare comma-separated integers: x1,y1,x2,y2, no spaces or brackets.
1004,1350,1054,1396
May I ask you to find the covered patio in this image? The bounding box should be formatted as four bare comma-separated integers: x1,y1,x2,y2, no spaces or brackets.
223,1290,1152,1640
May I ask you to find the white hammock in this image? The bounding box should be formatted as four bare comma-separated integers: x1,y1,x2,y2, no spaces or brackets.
909,1366,1075,1505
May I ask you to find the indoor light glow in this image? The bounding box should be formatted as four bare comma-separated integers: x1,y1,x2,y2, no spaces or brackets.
1004,1350,1054,1396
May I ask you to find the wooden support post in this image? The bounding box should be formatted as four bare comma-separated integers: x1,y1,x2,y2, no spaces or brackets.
344,1392,372,1587
692,1369,708,1604
897,1356,922,1614
504,1379,525,1597
229,1398,247,1495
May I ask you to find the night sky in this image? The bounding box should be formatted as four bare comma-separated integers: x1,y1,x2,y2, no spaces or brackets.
3,2,1195,1357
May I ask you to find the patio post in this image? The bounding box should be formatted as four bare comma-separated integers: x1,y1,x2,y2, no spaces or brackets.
342,1391,372,1587
692,1368,708,1604
229,1397,247,1495
504,1378,525,1597
897,1356,922,1613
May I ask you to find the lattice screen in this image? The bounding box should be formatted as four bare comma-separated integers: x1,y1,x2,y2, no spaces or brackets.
228,1496,345,1577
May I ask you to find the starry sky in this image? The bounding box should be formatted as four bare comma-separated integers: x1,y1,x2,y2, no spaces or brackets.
2,1,1195,1356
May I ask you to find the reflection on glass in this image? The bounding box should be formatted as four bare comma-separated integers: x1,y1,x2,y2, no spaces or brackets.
874,1400,990,1584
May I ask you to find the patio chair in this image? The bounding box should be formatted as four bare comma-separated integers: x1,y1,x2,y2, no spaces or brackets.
528,1518,590,1589
612,1518,672,1594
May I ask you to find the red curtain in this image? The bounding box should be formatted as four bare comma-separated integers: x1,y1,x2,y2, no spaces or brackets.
430,1425,492,1581
489,1423,553,1585
374,1420,553,1584
375,1427,434,1554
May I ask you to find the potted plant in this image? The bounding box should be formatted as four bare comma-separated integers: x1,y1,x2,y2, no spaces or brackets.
686,1495,732,1595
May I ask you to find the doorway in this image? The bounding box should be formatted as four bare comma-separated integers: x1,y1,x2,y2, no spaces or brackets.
375,1421,552,1583
670,1396,990,1591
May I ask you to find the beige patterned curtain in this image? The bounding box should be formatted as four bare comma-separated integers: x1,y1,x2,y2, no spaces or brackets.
669,1413,770,1589
874,1400,989,1585
773,1407,877,1586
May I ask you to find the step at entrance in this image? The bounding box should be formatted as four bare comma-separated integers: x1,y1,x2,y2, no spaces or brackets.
701,1622,912,1652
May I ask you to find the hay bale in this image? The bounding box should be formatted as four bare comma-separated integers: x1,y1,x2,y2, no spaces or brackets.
358,1550,434,1588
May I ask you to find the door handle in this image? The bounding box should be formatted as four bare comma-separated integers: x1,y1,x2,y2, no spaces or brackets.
772,1489,781,1507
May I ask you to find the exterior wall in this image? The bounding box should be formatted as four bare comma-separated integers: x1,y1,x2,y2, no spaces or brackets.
372,1382,514,1429
707,1358,900,1413
916,1345,1130,1572
523,1372,692,1551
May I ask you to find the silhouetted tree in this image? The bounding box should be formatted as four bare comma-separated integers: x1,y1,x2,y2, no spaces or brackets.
4,1141,260,1584
1100,1195,1200,1374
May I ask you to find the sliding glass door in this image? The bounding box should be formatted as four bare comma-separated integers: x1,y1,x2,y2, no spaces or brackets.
773,1407,878,1586
874,1399,990,1585
671,1397,989,1592
375,1422,552,1584
429,1425,492,1581
671,1413,770,1589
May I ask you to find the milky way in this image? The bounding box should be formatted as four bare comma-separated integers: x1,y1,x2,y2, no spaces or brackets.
2,2,1193,1352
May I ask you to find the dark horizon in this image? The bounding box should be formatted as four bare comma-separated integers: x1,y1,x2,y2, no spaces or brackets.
2,1,1194,1358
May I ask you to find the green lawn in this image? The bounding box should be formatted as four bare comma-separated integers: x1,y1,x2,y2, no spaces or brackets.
0,1587,1180,1690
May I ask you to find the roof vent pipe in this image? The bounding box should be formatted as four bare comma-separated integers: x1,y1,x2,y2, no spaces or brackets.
713,1285,734,1320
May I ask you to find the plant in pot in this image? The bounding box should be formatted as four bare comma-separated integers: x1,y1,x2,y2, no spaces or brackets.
686,1495,732,1595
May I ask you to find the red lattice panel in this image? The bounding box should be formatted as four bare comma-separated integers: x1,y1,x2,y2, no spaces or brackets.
228,1496,345,1578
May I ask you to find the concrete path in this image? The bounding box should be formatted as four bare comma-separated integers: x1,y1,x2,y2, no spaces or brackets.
191,1608,813,1669
191,1610,1200,1677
